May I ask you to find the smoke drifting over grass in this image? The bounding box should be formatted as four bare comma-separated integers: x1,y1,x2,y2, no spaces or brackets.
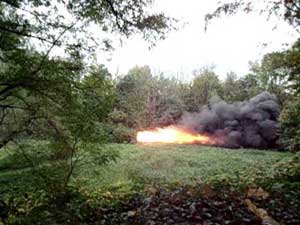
180,92,280,148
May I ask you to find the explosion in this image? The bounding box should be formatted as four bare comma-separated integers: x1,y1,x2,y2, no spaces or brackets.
136,92,280,148
136,126,215,145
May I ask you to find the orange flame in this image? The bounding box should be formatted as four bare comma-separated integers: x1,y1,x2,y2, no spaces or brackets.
136,126,215,145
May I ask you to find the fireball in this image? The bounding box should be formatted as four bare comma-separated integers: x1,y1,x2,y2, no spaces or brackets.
136,126,214,145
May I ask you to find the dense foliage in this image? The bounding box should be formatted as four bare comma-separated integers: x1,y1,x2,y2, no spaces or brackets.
0,1,173,222
275,40,300,152
280,98,300,152
0,0,172,189
110,57,296,144
1,0,300,224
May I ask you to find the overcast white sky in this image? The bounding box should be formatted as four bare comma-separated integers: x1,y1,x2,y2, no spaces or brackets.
97,0,298,80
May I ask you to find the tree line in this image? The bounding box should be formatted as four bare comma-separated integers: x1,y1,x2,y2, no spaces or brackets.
96,41,299,149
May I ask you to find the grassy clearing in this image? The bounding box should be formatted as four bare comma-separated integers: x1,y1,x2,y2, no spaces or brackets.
0,143,293,195
0,143,298,225
72,144,292,192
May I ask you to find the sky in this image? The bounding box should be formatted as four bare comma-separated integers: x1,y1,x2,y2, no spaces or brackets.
97,0,298,80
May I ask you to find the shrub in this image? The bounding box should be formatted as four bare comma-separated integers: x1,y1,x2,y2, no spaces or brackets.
272,152,300,182
0,140,53,171
108,110,128,123
111,125,135,143
280,98,300,152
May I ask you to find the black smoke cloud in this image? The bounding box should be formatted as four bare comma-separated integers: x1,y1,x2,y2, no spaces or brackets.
179,92,280,148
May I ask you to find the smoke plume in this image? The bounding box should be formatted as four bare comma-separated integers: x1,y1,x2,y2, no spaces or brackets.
179,92,280,148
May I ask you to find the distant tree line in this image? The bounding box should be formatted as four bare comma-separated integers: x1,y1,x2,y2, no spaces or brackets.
105,41,300,150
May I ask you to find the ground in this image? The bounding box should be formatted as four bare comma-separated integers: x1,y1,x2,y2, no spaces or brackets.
0,143,299,225
75,144,291,191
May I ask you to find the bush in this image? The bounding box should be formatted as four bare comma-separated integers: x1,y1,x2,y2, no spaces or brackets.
280,98,300,152
272,152,300,182
0,140,53,171
111,125,135,143
108,110,128,123
1,186,97,225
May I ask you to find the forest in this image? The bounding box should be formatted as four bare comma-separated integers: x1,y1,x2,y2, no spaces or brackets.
0,0,300,225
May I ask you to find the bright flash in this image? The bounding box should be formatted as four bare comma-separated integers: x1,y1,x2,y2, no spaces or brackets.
136,126,214,145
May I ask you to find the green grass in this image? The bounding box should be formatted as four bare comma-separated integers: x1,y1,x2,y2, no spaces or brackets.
72,144,292,192
0,143,293,195
0,143,298,225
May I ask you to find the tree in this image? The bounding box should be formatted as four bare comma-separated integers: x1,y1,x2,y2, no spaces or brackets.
248,54,289,106
277,39,300,152
188,67,223,111
205,0,300,31
222,71,242,102
236,73,262,100
249,38,300,105
280,98,300,152
151,76,185,127
116,65,153,128
282,38,300,95
0,0,173,191
115,67,185,131
81,65,116,123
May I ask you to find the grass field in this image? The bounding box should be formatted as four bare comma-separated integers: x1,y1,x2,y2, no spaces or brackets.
0,143,293,194
72,144,293,192
1,143,299,225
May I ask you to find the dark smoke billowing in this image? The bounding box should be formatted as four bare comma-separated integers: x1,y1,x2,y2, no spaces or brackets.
179,92,280,148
